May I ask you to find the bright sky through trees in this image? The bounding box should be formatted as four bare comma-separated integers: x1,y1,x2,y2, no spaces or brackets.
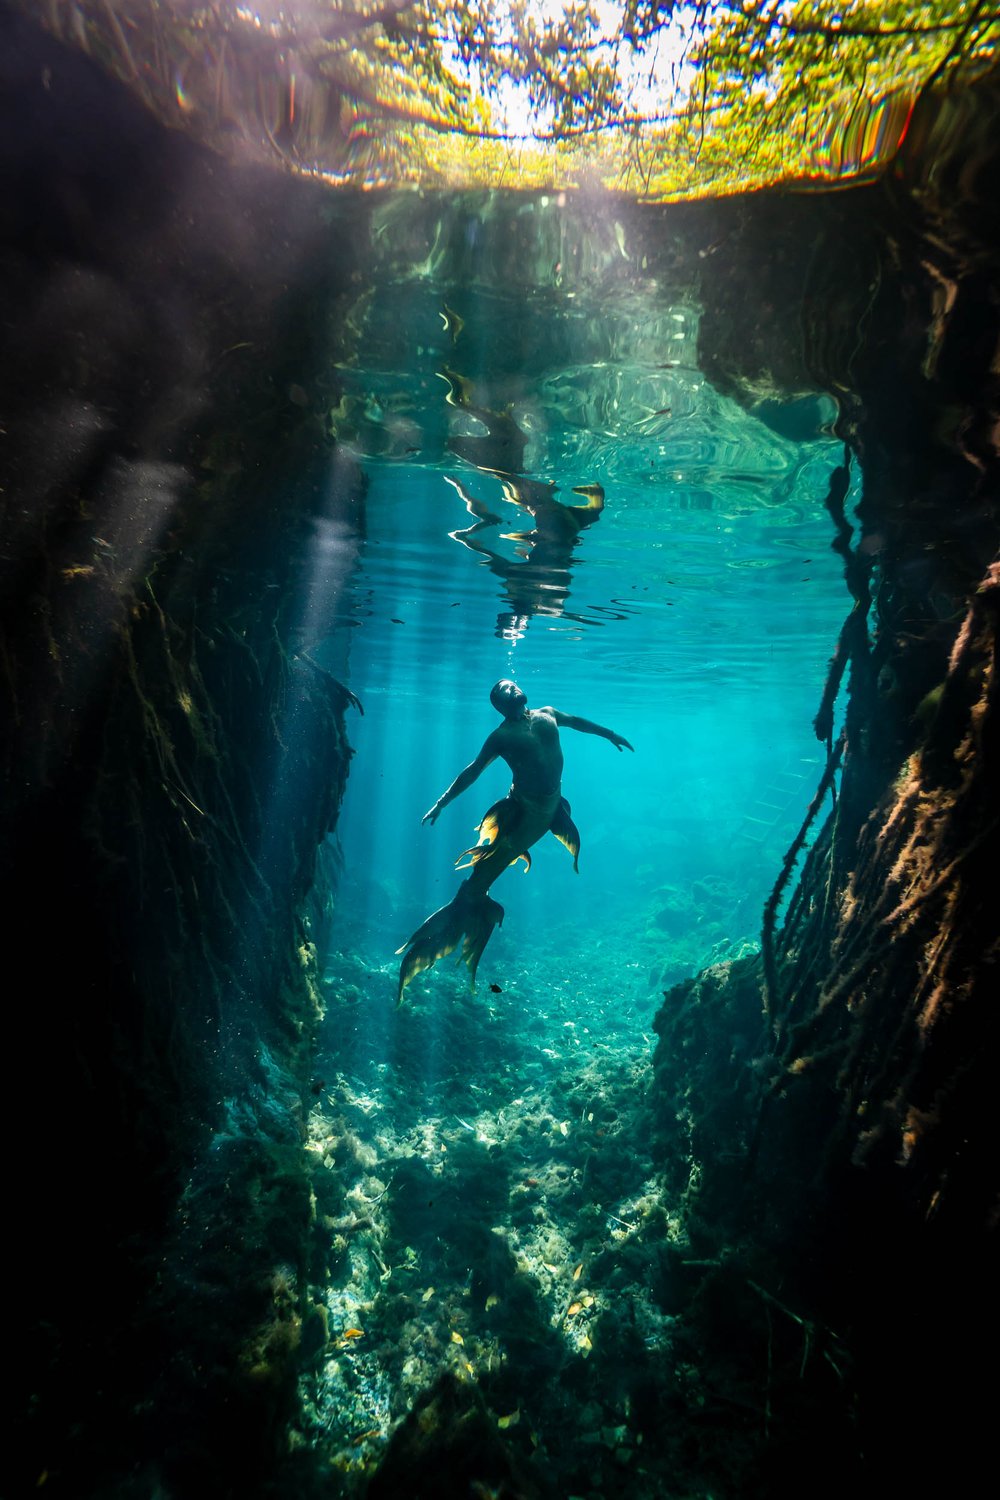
439,1,695,142
19,2,1000,197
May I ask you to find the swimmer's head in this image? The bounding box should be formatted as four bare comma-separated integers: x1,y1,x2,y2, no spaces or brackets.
490,679,527,720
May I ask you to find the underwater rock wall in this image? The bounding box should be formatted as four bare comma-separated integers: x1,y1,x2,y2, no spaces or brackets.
1,9,365,1494
650,71,1000,1489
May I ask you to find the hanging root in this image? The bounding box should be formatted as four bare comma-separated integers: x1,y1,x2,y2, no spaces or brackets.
764,555,1000,1216
812,447,876,753
762,732,845,1023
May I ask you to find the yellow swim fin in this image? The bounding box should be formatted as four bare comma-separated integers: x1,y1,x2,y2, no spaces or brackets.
570,483,605,513
396,881,505,1003
549,796,581,872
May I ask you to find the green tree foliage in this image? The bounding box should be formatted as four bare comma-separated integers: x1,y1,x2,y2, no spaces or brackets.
21,1,1000,196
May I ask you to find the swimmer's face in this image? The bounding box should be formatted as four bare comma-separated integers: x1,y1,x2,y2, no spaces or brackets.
490,679,527,719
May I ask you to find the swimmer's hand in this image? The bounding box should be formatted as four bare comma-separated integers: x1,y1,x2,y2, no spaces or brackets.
422,800,443,825
610,733,634,752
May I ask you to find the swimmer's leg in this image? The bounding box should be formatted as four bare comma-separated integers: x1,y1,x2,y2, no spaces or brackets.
396,880,505,1004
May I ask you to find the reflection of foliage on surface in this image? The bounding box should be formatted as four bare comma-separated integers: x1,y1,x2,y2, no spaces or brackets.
670,0,1000,195
21,0,1000,196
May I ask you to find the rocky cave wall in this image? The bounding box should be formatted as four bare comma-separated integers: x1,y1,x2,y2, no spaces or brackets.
2,8,367,1494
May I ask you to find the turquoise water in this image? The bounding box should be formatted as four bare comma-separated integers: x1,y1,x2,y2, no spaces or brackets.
299,267,855,1485
321,274,848,1002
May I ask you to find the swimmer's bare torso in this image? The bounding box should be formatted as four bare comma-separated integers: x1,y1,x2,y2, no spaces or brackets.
423,689,632,826
485,706,564,798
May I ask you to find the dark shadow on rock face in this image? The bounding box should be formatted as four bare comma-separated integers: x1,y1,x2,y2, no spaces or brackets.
367,1372,540,1500
2,7,365,1495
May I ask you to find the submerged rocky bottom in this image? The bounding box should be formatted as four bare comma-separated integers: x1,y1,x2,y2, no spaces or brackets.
286,902,858,1499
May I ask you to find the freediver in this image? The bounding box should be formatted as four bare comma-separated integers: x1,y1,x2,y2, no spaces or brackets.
396,680,633,1001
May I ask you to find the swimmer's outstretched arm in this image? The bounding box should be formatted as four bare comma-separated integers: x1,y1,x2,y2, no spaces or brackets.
552,709,634,752
422,735,499,824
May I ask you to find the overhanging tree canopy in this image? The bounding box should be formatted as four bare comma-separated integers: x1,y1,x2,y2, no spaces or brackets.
19,1,1000,195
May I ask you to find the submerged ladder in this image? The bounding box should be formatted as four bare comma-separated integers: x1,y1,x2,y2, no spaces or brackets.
738,756,822,851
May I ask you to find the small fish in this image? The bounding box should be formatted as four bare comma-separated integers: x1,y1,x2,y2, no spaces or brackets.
440,304,465,343
572,1262,583,1281
566,1301,583,1317
698,233,730,258
497,1409,520,1429
342,1327,365,1340
450,1330,464,1345
489,982,502,994
390,618,405,625
422,1287,435,1302
485,1293,500,1310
